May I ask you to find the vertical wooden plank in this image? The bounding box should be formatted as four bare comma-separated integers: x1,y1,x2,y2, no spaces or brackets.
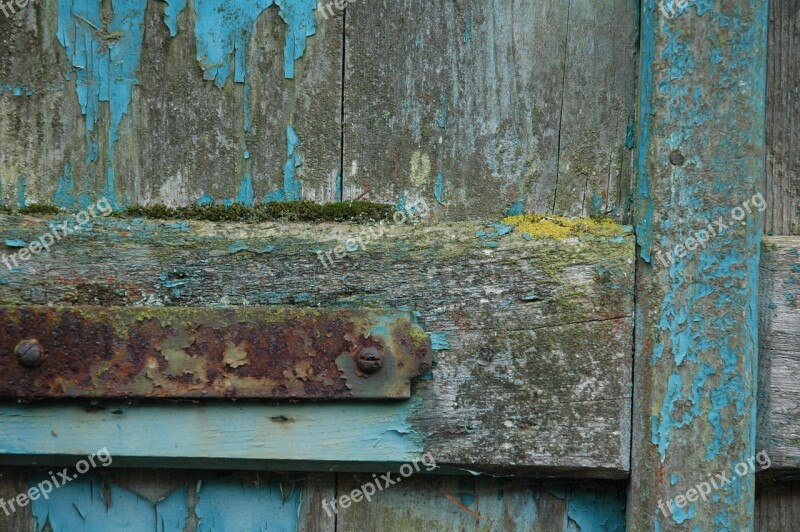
334,476,626,531
755,480,800,531
552,0,637,218
342,0,569,219
757,236,800,470
764,0,800,235
0,0,342,208
0,468,35,532
629,0,768,530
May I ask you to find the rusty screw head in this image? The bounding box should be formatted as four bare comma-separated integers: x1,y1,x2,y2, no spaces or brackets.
16,339,43,368
356,347,383,374
480,347,495,361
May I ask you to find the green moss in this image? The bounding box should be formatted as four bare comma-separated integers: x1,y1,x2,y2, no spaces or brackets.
18,204,63,216
115,201,396,223
0,201,397,223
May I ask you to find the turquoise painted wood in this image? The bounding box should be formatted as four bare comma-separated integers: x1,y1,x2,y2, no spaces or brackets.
629,0,768,529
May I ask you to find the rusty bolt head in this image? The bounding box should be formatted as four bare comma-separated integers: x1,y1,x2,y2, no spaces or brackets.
356,347,383,374
16,339,43,368
669,150,686,166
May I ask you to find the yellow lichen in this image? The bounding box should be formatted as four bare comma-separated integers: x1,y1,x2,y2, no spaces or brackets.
501,214,627,240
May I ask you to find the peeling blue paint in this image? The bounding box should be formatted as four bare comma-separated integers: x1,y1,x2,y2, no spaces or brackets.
506,196,525,216
193,0,316,86
434,172,445,205
163,0,187,37
30,475,169,531
264,126,303,202
197,193,215,206
195,475,303,531
464,13,472,43
17,174,25,208
56,0,148,209
54,163,76,209
428,332,450,351
566,488,626,531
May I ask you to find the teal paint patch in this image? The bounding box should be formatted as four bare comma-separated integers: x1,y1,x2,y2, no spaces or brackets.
56,0,148,209
671,501,696,524
157,488,189,531
163,0,187,36
566,488,626,531
476,223,514,239
197,193,215,206
671,474,679,485
17,174,25,209
53,163,75,209
634,1,654,263
5,239,26,248
30,475,158,531
506,196,525,216
193,0,316,86
464,13,471,42
264,126,303,202
235,174,255,206
227,242,249,254
434,172,445,205
194,474,303,532
0,84,35,96
0,401,426,465
428,331,450,350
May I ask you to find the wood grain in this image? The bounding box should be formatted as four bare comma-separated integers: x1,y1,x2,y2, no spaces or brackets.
335,476,626,531
765,0,800,235
756,480,800,532
757,236,800,474
342,0,636,220
552,0,636,218
0,215,635,476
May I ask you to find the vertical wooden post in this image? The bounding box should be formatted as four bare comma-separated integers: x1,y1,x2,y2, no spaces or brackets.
629,0,768,529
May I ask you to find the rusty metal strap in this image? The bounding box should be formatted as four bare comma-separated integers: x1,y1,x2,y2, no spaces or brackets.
0,306,431,400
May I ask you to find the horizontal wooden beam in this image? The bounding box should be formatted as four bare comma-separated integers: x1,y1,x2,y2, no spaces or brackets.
758,236,800,476
0,215,635,477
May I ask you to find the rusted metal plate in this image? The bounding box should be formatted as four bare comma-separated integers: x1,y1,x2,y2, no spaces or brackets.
0,306,432,400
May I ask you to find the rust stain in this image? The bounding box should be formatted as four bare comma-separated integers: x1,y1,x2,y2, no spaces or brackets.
442,491,482,520
0,306,432,400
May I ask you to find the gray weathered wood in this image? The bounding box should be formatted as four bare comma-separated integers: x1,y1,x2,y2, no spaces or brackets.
342,0,636,220
552,0,636,217
765,0,800,235
0,214,635,476
755,480,800,532
757,236,800,474
0,0,341,208
335,476,626,531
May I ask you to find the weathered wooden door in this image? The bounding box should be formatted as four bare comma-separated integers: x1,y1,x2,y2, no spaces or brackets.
0,0,795,530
